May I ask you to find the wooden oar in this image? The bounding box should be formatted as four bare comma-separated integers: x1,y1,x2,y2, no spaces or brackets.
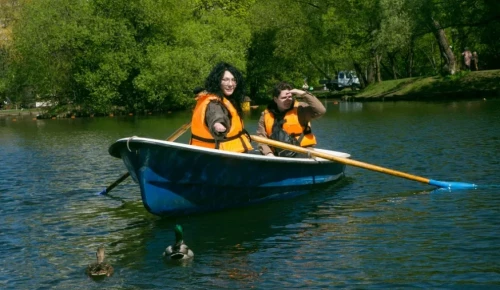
250,135,477,190
99,122,192,195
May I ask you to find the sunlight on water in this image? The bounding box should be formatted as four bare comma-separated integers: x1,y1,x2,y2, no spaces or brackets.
1,100,500,288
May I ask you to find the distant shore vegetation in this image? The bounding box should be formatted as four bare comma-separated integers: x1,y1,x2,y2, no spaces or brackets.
1,0,499,115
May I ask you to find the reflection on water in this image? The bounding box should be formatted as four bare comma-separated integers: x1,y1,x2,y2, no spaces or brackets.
1,100,500,288
339,102,363,112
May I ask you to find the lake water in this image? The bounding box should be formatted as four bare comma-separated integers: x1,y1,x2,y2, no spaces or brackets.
1,99,499,288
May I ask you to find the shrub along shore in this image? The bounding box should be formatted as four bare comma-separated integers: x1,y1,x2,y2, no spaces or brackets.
2,70,499,119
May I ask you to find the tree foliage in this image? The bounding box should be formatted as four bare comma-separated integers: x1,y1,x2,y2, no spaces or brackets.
0,0,498,112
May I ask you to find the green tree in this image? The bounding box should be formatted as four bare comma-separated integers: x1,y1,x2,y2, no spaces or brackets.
134,1,253,110
4,0,500,113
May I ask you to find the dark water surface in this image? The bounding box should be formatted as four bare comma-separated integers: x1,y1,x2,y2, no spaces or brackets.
1,99,499,289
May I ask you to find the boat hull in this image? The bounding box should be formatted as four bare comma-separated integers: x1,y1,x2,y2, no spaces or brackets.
109,137,349,216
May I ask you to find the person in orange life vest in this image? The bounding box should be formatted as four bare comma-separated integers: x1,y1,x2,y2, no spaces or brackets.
190,62,253,152
256,81,326,157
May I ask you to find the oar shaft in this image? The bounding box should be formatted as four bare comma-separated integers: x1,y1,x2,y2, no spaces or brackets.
167,122,192,141
102,172,130,194
319,151,430,184
250,135,431,185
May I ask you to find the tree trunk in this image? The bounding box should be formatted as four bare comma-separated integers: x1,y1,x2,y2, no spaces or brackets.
431,18,456,75
353,62,367,88
388,52,398,79
406,42,414,78
307,56,331,80
375,53,382,83
381,61,395,79
367,61,375,84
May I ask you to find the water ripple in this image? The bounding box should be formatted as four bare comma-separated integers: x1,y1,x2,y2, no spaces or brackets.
1,101,500,288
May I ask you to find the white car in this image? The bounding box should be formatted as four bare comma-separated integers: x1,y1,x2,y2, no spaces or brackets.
321,70,361,91
337,70,360,89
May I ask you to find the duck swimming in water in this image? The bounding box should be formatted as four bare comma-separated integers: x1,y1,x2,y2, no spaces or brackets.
163,224,194,260
86,247,114,277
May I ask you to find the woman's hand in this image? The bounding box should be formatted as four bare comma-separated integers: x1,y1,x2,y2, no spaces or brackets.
213,122,227,133
289,89,306,96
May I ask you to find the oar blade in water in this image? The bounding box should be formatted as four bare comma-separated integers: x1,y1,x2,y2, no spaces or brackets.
428,179,478,190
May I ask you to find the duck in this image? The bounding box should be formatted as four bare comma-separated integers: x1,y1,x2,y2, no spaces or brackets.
86,247,114,277
163,224,194,260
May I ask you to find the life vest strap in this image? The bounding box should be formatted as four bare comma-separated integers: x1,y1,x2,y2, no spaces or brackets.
289,125,312,145
191,129,250,151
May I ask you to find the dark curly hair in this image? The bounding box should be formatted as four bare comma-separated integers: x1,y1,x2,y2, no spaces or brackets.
204,62,246,117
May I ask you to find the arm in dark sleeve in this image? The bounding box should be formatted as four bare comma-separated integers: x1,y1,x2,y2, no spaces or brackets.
205,101,231,140
256,112,273,155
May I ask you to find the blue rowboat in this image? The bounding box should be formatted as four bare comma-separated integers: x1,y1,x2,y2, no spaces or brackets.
108,137,350,216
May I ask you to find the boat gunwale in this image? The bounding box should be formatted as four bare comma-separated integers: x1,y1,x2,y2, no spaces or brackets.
109,136,350,164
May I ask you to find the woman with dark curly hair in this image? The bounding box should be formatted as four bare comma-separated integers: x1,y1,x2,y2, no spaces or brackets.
190,62,253,152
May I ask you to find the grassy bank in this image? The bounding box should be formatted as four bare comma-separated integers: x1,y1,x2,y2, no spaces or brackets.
352,69,500,101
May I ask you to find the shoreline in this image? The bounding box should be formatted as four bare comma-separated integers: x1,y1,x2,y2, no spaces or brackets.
2,70,499,119
313,69,500,102
0,109,40,117
351,69,500,101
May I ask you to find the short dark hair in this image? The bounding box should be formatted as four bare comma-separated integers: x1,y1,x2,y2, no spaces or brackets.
272,81,293,98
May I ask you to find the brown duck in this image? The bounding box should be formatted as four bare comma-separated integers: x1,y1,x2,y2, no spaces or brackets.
86,247,114,277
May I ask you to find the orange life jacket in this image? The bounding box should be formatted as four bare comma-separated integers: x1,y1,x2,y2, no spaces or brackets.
264,104,317,148
190,93,252,152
